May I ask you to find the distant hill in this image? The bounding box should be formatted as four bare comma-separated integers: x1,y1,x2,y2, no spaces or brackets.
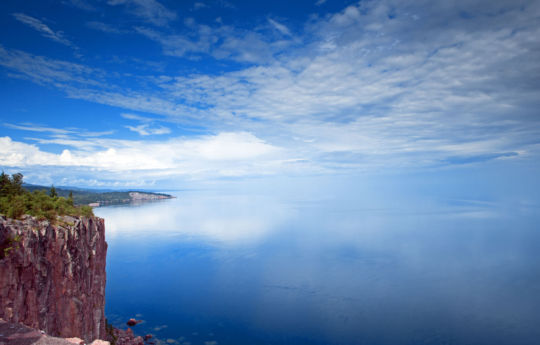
22,184,174,207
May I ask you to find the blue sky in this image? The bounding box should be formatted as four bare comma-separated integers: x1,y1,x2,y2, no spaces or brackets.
0,0,539,189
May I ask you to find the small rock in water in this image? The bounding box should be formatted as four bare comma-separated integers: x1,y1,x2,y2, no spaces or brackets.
126,318,142,326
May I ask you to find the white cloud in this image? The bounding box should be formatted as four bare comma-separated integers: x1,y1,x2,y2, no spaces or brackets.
0,137,59,166
0,132,282,178
106,0,177,26
79,130,115,137
63,0,96,11
193,2,208,10
0,45,102,86
86,21,126,34
315,0,327,6
4,122,114,138
12,13,75,47
135,26,211,57
121,113,159,122
135,19,294,63
126,124,171,135
186,132,278,160
4,123,74,134
268,18,292,36
123,112,173,136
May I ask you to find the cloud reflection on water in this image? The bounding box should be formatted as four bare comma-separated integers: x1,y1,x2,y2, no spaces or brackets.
96,192,295,244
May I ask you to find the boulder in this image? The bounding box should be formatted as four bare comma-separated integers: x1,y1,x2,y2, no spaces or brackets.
126,319,141,327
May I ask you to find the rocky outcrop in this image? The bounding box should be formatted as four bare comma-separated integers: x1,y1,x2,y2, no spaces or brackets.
0,215,107,343
110,328,143,345
128,192,172,201
0,318,110,345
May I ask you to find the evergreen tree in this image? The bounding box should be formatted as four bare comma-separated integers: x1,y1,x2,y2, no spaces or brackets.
0,171,9,197
50,185,58,198
11,173,23,195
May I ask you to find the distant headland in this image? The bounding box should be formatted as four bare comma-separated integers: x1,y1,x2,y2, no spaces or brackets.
23,183,175,207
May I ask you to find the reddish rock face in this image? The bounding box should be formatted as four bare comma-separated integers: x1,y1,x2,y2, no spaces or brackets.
0,215,108,343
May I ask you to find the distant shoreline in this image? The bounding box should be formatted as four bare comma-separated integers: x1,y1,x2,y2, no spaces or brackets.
23,183,175,207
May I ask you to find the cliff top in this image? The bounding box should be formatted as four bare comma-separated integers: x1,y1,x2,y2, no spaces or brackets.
0,172,94,222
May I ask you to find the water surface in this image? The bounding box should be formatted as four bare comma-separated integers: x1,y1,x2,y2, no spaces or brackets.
96,186,540,345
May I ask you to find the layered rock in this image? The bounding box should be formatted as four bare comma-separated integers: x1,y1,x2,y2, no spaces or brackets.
0,215,107,343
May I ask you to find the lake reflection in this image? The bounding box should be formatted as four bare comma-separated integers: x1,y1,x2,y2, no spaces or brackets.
96,188,540,345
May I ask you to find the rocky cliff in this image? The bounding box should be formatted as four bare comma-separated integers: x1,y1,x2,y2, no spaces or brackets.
0,215,107,343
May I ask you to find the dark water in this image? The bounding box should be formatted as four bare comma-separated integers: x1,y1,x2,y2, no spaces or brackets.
95,187,540,345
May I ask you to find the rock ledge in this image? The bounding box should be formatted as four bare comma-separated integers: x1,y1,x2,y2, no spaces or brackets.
0,318,109,345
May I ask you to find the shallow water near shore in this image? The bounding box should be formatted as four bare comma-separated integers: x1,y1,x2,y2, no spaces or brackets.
96,181,540,345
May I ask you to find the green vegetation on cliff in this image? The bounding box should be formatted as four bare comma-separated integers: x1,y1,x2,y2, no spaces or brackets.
0,172,94,221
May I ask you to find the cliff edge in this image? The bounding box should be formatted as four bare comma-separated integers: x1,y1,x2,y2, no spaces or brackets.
0,215,107,343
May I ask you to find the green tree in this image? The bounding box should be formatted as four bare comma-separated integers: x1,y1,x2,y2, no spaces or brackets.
11,173,23,195
0,172,24,197
0,171,9,197
50,185,58,198
7,195,25,219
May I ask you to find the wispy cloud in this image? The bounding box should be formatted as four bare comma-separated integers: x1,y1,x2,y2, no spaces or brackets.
0,45,101,87
135,17,296,63
268,18,292,36
122,112,171,136
121,113,159,122
4,123,74,135
79,130,116,137
0,46,187,119
4,123,115,138
126,124,171,136
106,0,177,26
216,0,235,9
86,21,126,34
63,0,96,11
12,13,75,47
193,2,208,10
134,26,210,58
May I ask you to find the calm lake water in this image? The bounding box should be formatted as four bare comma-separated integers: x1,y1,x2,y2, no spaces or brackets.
95,185,540,345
